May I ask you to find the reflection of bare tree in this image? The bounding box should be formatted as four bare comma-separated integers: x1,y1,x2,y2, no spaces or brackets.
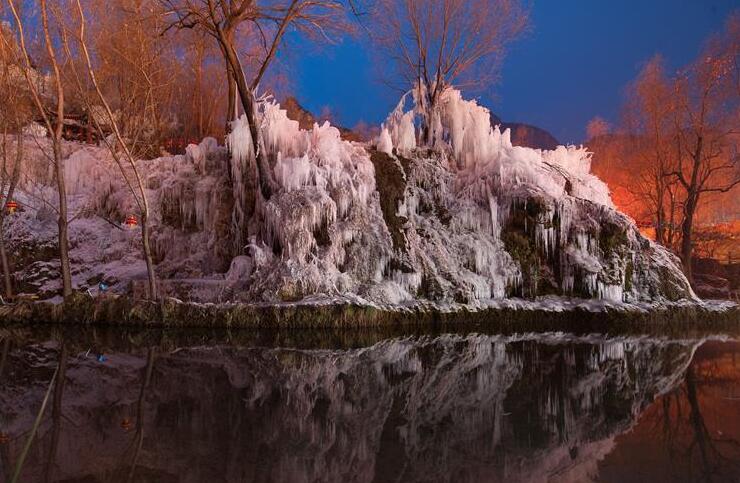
685,363,740,482
127,347,155,483
685,367,715,482
43,340,68,483
10,366,58,483
0,337,9,379
653,347,740,483
0,337,10,482
609,341,740,483
659,394,679,467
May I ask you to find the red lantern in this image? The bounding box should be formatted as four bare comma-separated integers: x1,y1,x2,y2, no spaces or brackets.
0,432,8,444
120,418,133,431
6,200,17,214
124,215,138,228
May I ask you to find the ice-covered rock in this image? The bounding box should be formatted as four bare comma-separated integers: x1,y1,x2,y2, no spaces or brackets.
3,88,695,306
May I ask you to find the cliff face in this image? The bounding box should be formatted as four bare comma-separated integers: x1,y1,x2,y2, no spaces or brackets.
0,334,698,482
5,88,694,306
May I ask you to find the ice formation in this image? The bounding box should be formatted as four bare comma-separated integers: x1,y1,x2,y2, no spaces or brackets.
4,87,695,306
383,93,417,154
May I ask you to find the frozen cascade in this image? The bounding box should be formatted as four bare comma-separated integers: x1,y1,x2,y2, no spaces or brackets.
224,99,387,300
381,86,694,303
384,93,417,153
4,85,695,305
226,115,255,254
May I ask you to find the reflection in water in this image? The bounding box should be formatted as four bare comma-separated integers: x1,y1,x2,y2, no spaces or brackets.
598,340,740,482
0,330,737,482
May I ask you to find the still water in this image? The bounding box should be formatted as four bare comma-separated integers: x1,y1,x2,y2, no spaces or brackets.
0,325,738,482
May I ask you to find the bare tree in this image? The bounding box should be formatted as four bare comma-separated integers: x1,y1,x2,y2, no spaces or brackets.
373,0,528,145
623,55,682,248
0,132,23,300
43,340,68,483
6,0,74,299
0,22,31,299
186,30,225,140
669,16,740,281
61,0,159,299
127,347,155,483
586,116,610,141
162,0,356,199
161,0,357,255
80,0,182,158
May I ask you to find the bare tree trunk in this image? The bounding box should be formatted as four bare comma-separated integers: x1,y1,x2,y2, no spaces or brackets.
685,367,715,481
679,137,705,284
419,82,443,147
73,0,157,300
53,141,73,298
41,0,73,299
215,26,238,134
193,42,204,140
0,337,8,482
141,212,157,299
0,131,23,299
225,51,237,130
127,347,155,483
0,337,9,380
43,340,68,483
655,177,666,246
0,130,8,299
0,236,11,299
680,193,698,283
218,34,277,201
7,0,73,299
667,185,678,249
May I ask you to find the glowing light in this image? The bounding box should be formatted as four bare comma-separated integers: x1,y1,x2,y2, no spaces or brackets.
124,215,138,229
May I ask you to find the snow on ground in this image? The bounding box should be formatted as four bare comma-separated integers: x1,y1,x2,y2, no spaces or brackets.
3,87,697,308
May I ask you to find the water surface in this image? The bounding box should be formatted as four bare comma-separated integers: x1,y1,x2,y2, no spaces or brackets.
0,325,738,482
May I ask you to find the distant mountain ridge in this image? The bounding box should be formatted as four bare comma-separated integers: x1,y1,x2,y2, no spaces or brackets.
281,97,317,131
282,96,363,141
490,113,560,151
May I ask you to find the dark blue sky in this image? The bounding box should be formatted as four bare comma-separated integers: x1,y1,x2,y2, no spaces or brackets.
289,0,737,143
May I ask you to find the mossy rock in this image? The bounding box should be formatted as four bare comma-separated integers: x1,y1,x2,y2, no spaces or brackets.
658,266,693,302
526,197,549,221
369,149,408,252
503,231,535,266
506,196,550,237
419,273,445,301
7,237,58,274
1,295,738,332
599,222,629,258
502,230,540,298
536,265,560,296
624,260,634,292
277,280,306,302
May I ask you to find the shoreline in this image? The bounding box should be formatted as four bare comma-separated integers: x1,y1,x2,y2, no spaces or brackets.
0,294,737,333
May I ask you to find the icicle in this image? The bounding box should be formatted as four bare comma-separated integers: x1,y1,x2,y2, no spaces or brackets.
384,93,417,153
377,125,393,155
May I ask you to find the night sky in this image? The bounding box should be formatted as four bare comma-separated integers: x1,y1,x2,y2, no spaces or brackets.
289,0,738,143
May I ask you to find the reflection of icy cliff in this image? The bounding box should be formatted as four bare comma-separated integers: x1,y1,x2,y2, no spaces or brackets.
0,334,700,482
